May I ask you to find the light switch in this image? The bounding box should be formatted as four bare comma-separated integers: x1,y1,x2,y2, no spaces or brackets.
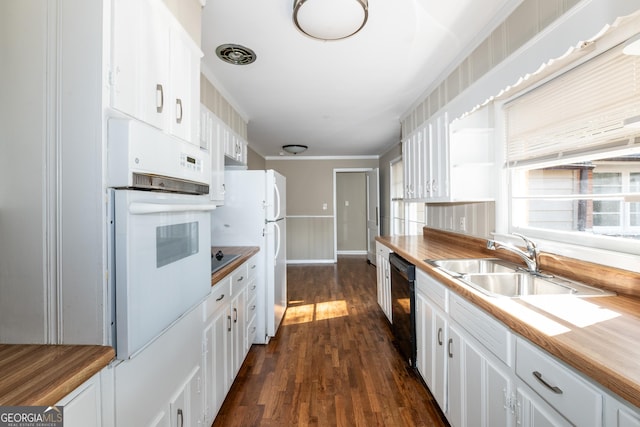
322,203,327,210
345,200,349,207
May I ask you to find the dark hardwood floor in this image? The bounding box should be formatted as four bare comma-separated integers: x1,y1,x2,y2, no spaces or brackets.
212,255,448,427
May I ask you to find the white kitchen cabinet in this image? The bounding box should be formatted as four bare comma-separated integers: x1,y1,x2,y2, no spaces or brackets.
201,260,253,426
55,372,102,427
402,106,495,203
114,301,204,427
110,0,202,145
447,322,512,427
516,385,572,427
200,105,226,204
224,129,248,166
169,366,202,427
605,394,640,427
516,338,602,427
375,242,392,323
415,271,448,411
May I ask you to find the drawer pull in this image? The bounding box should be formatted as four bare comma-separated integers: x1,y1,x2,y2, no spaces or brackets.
250,304,256,311
237,276,244,282
216,294,225,301
533,371,563,394
251,285,257,290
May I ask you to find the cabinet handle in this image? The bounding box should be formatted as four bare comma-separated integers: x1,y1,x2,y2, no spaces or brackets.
437,327,443,346
227,315,232,332
532,371,563,394
250,304,256,311
251,285,257,290
251,264,257,270
448,338,453,358
234,307,238,323
156,84,164,113
176,98,183,124
177,408,183,427
237,276,244,282
216,294,225,302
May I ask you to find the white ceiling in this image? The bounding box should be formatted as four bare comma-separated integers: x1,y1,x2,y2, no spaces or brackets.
201,0,520,158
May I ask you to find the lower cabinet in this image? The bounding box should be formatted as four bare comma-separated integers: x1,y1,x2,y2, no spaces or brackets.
202,260,253,426
56,372,103,427
415,267,640,427
113,300,203,427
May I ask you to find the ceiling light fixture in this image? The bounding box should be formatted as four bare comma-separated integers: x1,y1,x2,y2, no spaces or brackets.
293,0,368,41
282,144,308,154
215,44,257,65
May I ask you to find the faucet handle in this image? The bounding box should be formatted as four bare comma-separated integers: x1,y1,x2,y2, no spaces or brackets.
512,233,537,255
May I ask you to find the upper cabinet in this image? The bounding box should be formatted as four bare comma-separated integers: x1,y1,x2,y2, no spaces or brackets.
402,106,495,203
110,0,202,145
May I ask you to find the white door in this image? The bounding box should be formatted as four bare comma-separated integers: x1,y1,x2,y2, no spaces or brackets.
366,168,380,264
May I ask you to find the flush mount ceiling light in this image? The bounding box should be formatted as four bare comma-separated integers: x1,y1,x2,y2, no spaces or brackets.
293,0,368,41
282,144,308,154
215,44,256,65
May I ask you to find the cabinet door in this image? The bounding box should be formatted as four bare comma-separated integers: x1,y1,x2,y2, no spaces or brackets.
448,323,512,427
111,0,140,117
430,113,449,200
212,306,231,415
415,291,433,388
209,113,225,204
168,28,195,142
231,286,247,378
138,0,170,130
56,374,101,427
433,309,447,412
517,386,572,427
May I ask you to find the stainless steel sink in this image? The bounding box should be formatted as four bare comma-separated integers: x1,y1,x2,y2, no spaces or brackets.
426,258,615,298
426,258,522,275
461,273,614,297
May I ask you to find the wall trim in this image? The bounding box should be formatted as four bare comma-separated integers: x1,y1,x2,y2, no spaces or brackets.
287,259,335,264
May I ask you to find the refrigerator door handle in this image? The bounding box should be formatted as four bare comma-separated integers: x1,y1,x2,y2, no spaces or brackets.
274,221,281,260
272,183,281,221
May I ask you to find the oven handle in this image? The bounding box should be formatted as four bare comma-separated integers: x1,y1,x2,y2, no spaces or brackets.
128,202,217,215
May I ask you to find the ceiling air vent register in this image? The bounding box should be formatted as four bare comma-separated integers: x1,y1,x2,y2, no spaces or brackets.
215,44,257,65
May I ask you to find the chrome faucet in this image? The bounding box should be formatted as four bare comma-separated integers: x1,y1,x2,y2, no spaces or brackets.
486,233,540,275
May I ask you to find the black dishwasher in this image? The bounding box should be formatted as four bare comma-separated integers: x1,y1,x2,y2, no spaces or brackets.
389,253,416,368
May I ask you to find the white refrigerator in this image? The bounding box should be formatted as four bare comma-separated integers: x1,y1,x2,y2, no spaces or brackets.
211,169,287,344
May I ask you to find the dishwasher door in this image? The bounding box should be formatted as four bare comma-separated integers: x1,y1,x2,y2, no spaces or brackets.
389,253,416,368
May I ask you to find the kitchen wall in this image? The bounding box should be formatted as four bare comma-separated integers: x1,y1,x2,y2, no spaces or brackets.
266,158,379,262
162,0,202,45
200,74,248,139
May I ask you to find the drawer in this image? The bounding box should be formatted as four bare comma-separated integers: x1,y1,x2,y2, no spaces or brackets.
247,255,258,281
246,295,258,322
376,241,391,256
247,279,258,301
246,316,257,349
516,338,602,427
230,262,248,293
203,277,230,320
416,268,447,312
449,294,511,366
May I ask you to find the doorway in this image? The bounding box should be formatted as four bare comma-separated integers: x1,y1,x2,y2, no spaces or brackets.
333,168,380,263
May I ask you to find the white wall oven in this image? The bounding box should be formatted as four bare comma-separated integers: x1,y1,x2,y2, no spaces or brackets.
107,118,215,359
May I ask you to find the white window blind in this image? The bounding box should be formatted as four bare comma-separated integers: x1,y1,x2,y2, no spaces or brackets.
504,44,640,166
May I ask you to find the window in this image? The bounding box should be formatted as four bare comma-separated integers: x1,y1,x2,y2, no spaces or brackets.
505,40,640,255
511,155,640,242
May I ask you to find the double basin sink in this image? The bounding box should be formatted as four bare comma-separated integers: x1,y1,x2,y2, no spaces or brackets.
426,258,614,298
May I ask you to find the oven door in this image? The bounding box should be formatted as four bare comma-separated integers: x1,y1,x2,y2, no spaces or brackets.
110,189,216,359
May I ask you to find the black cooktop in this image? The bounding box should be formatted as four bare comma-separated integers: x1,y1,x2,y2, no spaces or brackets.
211,252,240,273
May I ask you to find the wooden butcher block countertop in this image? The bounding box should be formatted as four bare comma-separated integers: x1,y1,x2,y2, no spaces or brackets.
378,228,640,409
0,344,114,406
210,246,259,286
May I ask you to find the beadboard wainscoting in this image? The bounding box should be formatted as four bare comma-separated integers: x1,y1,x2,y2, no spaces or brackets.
286,216,335,263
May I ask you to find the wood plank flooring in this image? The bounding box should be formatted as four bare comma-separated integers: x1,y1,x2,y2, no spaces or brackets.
213,255,448,427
